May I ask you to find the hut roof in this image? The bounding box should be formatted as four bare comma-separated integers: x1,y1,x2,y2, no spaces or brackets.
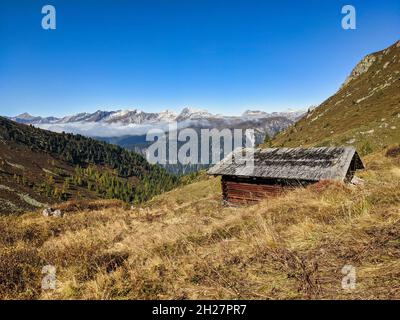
207,147,364,182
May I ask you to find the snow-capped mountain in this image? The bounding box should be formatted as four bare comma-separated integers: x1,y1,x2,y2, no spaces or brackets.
11,107,304,126
242,109,306,121
9,107,305,138
8,107,305,174
10,112,59,124
176,107,216,121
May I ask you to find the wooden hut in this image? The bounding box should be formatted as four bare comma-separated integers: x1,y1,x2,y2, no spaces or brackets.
207,147,364,205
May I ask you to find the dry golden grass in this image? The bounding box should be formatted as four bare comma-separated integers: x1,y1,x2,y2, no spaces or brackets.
0,151,399,300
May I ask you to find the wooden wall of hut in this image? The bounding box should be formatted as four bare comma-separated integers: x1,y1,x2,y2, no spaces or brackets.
221,176,311,205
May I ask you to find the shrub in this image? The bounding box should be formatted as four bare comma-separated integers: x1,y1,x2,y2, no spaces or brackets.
385,145,400,158
0,245,44,299
360,141,374,156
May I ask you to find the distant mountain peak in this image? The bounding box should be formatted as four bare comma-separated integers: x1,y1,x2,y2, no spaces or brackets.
242,110,269,117
180,107,210,115
242,109,306,121
158,109,178,122
16,112,35,119
176,107,213,120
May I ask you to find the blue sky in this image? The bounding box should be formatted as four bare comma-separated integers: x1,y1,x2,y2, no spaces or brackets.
0,0,399,117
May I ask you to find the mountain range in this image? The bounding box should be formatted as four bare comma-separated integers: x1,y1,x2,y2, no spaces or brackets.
9,108,305,175
11,107,305,126
9,108,305,138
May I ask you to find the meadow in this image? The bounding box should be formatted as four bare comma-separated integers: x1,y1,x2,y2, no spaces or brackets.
0,147,399,299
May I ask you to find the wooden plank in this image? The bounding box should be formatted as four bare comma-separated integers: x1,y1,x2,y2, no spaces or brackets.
226,187,282,195
226,190,279,196
225,181,293,191
225,182,283,190
226,186,283,194
221,179,298,206
226,194,266,201
226,196,260,203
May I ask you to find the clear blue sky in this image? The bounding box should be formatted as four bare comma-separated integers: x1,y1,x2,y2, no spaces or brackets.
0,0,399,117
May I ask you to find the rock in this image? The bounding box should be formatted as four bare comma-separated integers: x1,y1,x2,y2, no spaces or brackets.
52,209,63,217
342,54,376,87
42,208,53,217
42,207,63,217
351,176,365,186
360,129,374,135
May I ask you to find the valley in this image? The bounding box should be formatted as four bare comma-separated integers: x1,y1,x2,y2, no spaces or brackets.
10,108,302,174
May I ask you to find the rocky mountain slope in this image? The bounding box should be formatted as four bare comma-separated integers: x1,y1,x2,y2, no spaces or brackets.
273,40,400,154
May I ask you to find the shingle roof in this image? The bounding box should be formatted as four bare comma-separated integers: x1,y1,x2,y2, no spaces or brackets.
207,147,364,182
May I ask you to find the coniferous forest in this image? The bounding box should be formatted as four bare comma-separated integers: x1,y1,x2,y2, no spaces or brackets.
0,116,181,204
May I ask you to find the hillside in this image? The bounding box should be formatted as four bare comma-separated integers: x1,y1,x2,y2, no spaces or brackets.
0,148,399,299
0,117,178,214
272,40,400,154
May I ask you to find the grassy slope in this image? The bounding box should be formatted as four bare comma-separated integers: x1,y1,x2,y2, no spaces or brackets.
1,151,399,299
0,139,104,214
272,41,400,155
